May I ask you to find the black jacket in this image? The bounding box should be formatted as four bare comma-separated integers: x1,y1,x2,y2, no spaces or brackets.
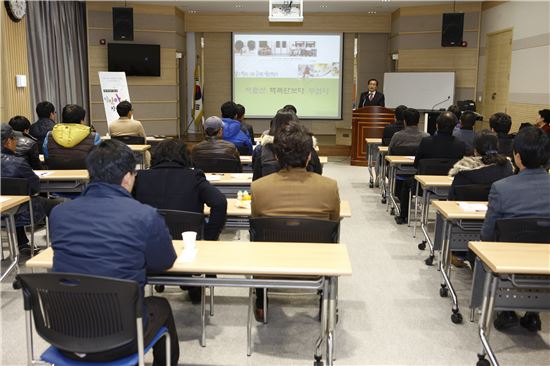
448,160,514,200
382,121,404,146
252,142,323,181
414,134,466,168
358,91,385,107
13,131,42,169
133,161,227,240
29,117,55,154
497,133,514,158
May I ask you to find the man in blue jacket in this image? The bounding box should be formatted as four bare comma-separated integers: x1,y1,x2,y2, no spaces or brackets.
50,140,179,365
220,101,253,155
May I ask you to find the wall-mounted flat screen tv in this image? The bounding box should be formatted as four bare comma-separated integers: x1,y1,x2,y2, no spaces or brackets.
108,43,160,76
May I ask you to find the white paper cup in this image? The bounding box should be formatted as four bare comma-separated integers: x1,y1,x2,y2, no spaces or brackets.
182,231,197,250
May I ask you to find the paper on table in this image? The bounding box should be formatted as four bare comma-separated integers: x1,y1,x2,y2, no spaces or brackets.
458,202,488,212
406,156,415,160
178,248,198,263
206,175,222,181
231,174,251,179
0,197,10,203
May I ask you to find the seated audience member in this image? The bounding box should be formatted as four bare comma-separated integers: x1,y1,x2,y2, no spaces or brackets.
447,104,462,121
382,105,407,146
536,108,550,134
489,112,514,157
42,104,101,169
134,139,227,241
235,103,255,148
191,116,242,171
109,100,151,167
282,104,297,114
1,124,59,255
388,108,428,155
8,115,42,169
29,101,56,154
220,101,253,155
252,109,322,180
251,122,340,322
452,111,477,155
394,112,466,224
448,130,514,199
480,126,550,333
50,140,179,364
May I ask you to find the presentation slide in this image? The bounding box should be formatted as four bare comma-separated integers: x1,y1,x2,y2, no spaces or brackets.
232,33,342,119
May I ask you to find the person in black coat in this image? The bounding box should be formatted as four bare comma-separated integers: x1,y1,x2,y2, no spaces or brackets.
489,112,514,158
29,101,56,154
395,112,466,224
448,130,514,200
252,109,322,181
382,105,407,146
9,115,42,169
358,78,385,107
134,139,227,241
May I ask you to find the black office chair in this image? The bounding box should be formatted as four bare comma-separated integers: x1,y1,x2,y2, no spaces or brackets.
1,177,44,255
249,217,340,327
391,145,418,157
417,158,458,176
157,209,204,240
193,158,243,173
495,217,550,243
111,135,146,145
16,272,170,366
452,184,492,201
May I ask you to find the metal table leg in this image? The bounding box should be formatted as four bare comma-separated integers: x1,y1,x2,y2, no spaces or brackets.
438,219,463,324
421,191,435,265
326,276,337,366
1,214,20,282
314,279,329,364
477,271,499,366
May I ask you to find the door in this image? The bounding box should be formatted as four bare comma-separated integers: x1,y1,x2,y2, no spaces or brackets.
483,29,513,117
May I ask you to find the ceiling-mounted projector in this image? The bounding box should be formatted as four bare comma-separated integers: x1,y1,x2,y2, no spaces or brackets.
269,0,303,22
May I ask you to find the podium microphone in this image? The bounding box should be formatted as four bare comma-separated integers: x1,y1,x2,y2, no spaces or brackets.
431,96,451,110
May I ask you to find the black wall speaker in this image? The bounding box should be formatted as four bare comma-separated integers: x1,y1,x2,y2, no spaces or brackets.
441,13,464,47
113,7,133,41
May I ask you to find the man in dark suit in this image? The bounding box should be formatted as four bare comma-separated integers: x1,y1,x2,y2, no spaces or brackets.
480,126,550,333
358,78,385,107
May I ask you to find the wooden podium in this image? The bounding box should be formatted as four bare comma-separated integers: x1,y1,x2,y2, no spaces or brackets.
351,106,394,166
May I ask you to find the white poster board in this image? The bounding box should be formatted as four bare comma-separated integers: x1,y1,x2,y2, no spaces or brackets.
98,72,131,125
383,72,455,110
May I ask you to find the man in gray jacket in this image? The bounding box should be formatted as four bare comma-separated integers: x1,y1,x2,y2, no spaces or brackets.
481,126,550,333
388,108,429,156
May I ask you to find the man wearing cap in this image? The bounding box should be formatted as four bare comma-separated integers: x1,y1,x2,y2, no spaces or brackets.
191,116,242,171
1,124,60,255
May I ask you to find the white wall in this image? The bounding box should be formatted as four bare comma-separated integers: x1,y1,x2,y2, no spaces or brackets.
477,1,550,105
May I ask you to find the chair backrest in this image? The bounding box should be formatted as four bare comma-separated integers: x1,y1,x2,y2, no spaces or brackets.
495,218,550,243
1,177,30,195
158,209,204,240
453,184,492,201
417,158,458,175
16,272,140,354
193,158,242,173
250,217,340,243
111,135,146,145
391,145,418,156
237,145,251,156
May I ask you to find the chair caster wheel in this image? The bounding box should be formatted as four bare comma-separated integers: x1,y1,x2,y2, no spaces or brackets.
418,241,426,250
154,285,165,293
314,355,323,366
476,356,490,366
439,287,448,297
424,256,434,266
451,311,463,324
390,207,395,215
12,279,21,290
369,182,374,189
381,198,387,204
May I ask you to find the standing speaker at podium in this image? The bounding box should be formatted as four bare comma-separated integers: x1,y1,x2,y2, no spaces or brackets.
358,78,385,107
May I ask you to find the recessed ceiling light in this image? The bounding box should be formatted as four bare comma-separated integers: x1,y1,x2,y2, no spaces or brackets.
320,5,328,8
235,4,243,8
368,11,377,14
188,10,198,14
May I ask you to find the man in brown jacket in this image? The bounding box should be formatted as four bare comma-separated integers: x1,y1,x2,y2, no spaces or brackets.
250,122,340,322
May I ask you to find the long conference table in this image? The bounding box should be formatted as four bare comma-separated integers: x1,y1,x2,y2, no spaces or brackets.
26,240,352,365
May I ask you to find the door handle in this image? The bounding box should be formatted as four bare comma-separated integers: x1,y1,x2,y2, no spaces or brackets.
491,92,497,100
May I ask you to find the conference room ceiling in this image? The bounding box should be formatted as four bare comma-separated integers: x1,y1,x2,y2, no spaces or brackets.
152,1,452,14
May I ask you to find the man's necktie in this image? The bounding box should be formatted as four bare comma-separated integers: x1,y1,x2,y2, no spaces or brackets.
369,93,374,101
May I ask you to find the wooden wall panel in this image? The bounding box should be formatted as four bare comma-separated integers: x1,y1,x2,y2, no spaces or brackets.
1,7,32,121
508,102,548,132
400,2,482,16
203,32,232,121
186,13,391,33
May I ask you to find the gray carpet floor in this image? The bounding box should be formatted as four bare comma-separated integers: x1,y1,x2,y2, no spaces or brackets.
1,159,549,365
